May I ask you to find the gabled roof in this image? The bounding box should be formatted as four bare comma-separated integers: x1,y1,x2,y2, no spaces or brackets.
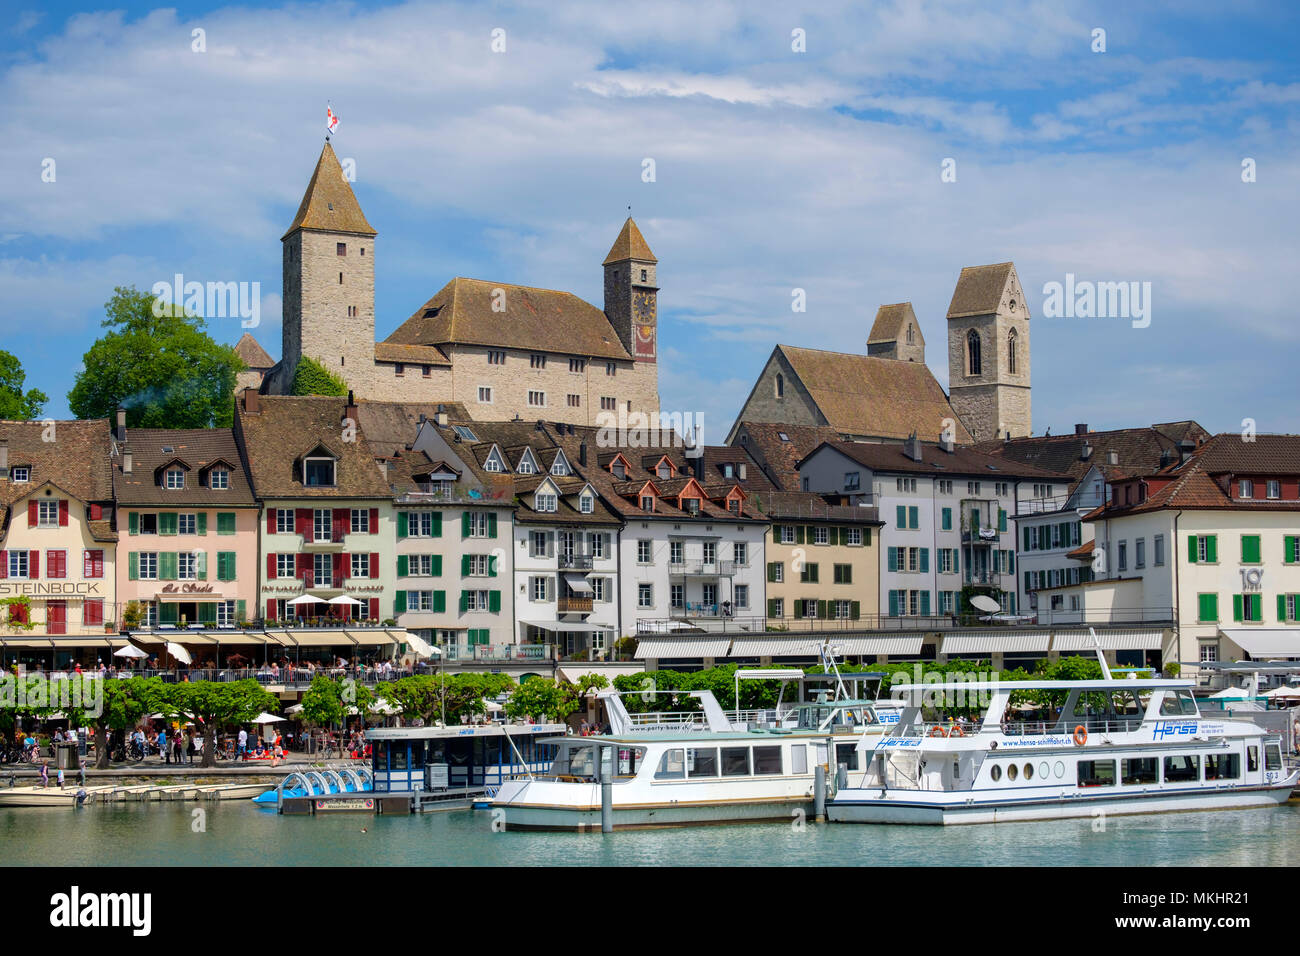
353,401,472,458
116,429,256,507
234,333,275,370
384,277,631,361
803,439,1070,481
282,141,376,239
0,419,113,532
867,302,921,345
602,217,657,265
730,421,842,491
946,262,1015,318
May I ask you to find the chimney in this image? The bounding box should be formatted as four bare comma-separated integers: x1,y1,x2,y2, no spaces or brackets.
903,433,923,463
536,419,545,432
1107,450,1119,467
1081,441,1093,461
115,407,127,442
345,390,358,422
435,404,448,427
1074,423,1088,436
939,435,954,454
1178,439,1195,463
0,439,7,476
123,448,133,475
738,462,747,480
579,442,588,467
242,387,260,414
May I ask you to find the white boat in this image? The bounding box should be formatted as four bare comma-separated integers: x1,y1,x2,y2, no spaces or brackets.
829,643,1299,826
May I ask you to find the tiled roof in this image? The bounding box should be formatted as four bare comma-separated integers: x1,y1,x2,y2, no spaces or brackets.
602,217,657,265
384,277,631,361
1191,432,1300,474
234,333,275,370
234,396,390,499
0,420,114,525
775,345,973,443
867,302,920,345
809,439,1070,481
373,342,451,366
764,491,882,524
731,421,843,491
354,401,471,457
1066,539,1095,560
695,445,777,495
946,262,1014,318
115,429,256,507
282,142,376,239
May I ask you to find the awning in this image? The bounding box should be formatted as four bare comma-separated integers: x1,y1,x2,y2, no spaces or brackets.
726,638,826,657
563,573,594,594
634,637,731,659
281,630,358,647
942,631,1051,655
827,636,926,656
348,630,398,647
1219,629,1300,659
48,637,115,649
209,632,270,646
1053,629,1163,652
557,665,642,684
519,620,615,634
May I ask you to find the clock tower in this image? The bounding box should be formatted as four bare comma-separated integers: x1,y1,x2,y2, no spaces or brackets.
603,217,658,363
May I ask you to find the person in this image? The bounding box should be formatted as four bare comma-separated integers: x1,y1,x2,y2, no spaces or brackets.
159,727,168,764
39,761,48,788
78,763,86,788
237,727,248,761
56,766,65,790
172,734,182,765
186,733,197,765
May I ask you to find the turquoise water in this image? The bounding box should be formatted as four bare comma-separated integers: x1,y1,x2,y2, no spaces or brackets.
3,802,1300,866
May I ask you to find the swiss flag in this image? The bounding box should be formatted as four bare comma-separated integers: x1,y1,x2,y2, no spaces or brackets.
326,104,339,135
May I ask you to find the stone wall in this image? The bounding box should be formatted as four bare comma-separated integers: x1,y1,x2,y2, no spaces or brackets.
283,229,377,394
734,351,823,430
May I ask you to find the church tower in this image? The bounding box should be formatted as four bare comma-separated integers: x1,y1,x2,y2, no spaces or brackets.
867,302,925,363
946,262,1031,442
603,218,659,366
279,141,377,393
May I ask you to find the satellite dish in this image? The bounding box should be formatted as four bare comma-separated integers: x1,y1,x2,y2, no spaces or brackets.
970,595,1001,613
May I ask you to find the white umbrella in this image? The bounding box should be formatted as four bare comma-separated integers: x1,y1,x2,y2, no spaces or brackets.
166,642,193,665
114,645,148,659
483,699,503,713
1265,685,1300,698
284,703,304,715
405,632,439,659
286,595,324,606
250,712,285,724
327,595,364,605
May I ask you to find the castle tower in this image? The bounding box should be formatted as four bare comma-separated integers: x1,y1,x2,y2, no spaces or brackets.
866,302,925,363
280,141,377,392
603,217,659,366
946,262,1031,442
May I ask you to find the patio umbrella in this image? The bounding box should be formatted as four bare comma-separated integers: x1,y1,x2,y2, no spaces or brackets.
166,642,193,665
251,712,284,724
1265,685,1300,699
286,594,324,606
114,645,148,659
405,632,439,659
327,596,364,605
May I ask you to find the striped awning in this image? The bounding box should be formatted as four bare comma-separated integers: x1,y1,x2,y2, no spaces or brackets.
348,630,399,647
942,631,1052,655
634,637,731,659
281,630,357,647
726,638,826,658
1218,629,1300,659
827,636,926,656
1053,629,1164,652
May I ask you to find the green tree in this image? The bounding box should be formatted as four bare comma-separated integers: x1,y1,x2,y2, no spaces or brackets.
505,678,577,722
163,680,277,768
67,286,243,428
0,350,47,419
290,356,347,396
68,676,161,769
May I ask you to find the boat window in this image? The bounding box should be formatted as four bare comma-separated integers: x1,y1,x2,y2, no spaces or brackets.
391,745,409,771
952,759,960,780
687,748,718,777
1053,761,1065,779
1022,763,1033,780
557,746,596,779
1163,755,1200,783
990,764,1002,782
411,743,426,769
791,745,807,775
1110,691,1142,715
1247,746,1259,772
655,749,686,780
1159,691,1199,717
1077,760,1116,787
1121,757,1158,785
616,747,646,778
753,746,783,775
1006,763,1018,781
1204,753,1240,780
1038,761,1050,779
721,747,751,777
1266,745,1282,772
374,745,389,771
835,743,859,771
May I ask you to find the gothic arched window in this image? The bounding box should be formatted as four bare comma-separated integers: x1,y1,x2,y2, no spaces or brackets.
906,323,915,345
775,373,784,398
1008,328,1018,375
967,330,981,376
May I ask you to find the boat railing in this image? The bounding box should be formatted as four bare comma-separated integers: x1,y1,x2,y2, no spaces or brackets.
624,711,708,729
912,715,1146,738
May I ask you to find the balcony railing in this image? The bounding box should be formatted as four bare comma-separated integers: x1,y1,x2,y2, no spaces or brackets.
1014,494,1073,515
558,554,594,570
961,529,1000,544
558,596,593,614
441,643,555,662
668,560,737,577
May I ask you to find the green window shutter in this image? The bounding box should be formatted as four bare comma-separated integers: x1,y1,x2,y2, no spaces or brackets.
767,562,776,583
128,552,138,580
433,591,446,613
896,506,906,529
767,598,778,618
919,549,929,573
1024,570,1030,592
487,513,497,538
920,591,931,616
397,512,408,539
1286,536,1297,563
1188,535,1198,563
462,512,471,538
217,513,235,535
887,547,897,572
817,599,827,619
432,512,443,537
236,600,246,623
198,602,217,624
1199,593,1217,622
942,508,952,531
1251,595,1263,622
394,591,406,614
128,512,139,535
1279,594,1287,623
998,509,1007,532
1242,535,1260,564
771,525,782,542
196,552,207,581
850,600,860,620
1233,594,1243,622
828,526,839,546
909,506,918,529
792,601,802,619
1007,551,1014,573
888,591,899,616
397,555,409,577
432,555,442,577
489,553,498,578
1206,535,1217,563
795,526,805,544
489,590,501,613
224,552,236,581
461,554,470,576
197,512,207,535
864,528,871,546
459,591,468,613
160,552,178,580
159,602,179,625
160,512,176,536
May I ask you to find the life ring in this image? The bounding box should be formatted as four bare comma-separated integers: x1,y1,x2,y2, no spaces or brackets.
949,725,965,738
929,726,947,738
1073,725,1088,747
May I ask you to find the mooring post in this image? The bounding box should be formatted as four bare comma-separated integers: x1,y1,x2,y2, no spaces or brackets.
600,744,613,833
814,765,826,822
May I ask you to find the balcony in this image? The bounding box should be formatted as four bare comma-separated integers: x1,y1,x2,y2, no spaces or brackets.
1015,494,1073,515
961,529,1000,545
558,554,594,571
558,596,594,614
302,532,345,551
441,642,555,662
668,561,737,577
395,483,502,506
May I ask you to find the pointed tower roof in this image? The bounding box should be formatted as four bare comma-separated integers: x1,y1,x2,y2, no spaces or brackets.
946,262,1017,319
282,141,376,240
868,302,922,345
234,332,275,370
602,217,657,265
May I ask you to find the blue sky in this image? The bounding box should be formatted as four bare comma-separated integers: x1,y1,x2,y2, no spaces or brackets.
2,0,1297,443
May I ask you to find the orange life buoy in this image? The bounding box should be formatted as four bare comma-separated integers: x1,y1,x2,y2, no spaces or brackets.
1073,725,1087,746
929,726,947,738
949,725,965,738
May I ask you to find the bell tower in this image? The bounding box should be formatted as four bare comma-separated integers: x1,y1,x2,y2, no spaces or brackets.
946,262,1031,442
602,217,658,364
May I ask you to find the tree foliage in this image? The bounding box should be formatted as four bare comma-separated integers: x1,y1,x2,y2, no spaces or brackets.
504,678,576,721
0,350,47,419
160,679,278,768
67,286,243,428
377,673,516,727
290,356,348,397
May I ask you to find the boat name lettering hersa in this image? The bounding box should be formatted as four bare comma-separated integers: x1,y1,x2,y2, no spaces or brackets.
828,646,1299,826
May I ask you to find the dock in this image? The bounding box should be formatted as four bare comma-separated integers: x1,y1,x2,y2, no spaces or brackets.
279,787,488,815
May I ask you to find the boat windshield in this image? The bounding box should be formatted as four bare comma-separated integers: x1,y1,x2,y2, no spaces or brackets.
1158,689,1199,717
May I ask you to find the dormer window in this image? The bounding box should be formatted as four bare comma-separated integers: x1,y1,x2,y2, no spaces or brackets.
483,447,505,473
657,463,671,480
304,457,336,487
11,466,29,483
683,498,701,515
723,464,734,479
209,468,229,490
551,458,569,476
641,495,655,512
1239,479,1254,499
535,492,557,513
1268,480,1281,499
580,494,594,514
518,459,535,475
727,499,740,514
165,469,185,490
613,462,627,479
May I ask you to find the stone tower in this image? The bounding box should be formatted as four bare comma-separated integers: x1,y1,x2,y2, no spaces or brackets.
946,262,1031,442
280,141,377,393
866,302,925,363
603,217,659,366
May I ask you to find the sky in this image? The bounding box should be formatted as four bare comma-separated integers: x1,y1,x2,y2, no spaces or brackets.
2,0,1297,444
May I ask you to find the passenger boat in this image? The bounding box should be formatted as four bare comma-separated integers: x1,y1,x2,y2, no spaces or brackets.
490,689,898,830
829,643,1299,826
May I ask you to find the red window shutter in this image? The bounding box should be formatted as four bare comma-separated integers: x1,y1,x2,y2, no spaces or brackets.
29,550,38,578
28,501,37,527
48,551,65,579
369,553,379,579
84,600,103,626
296,553,311,579
92,550,104,578
59,500,69,526
369,598,379,620
0,551,6,579
266,600,277,620
295,509,312,537
369,508,379,531
267,510,276,534
333,552,346,582
89,503,101,521
333,508,349,541
267,553,277,578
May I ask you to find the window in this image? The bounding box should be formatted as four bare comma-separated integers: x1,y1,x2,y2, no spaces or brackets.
800,563,819,584
734,542,747,565
605,362,617,376
844,528,862,546
7,551,28,579
1135,538,1145,569
406,512,436,537
780,526,795,544
966,329,981,376
1239,479,1254,499
1163,755,1200,783
637,540,652,563
83,550,104,579
488,350,506,365
1234,593,1263,622
178,513,196,535
464,590,490,612
1154,534,1165,567
567,394,581,408
38,500,60,527
579,495,593,514
276,509,294,534
896,477,917,493
313,552,332,587
11,466,29,482
165,469,185,489
569,358,586,374
1204,753,1240,781
967,481,981,496
304,457,335,487
534,492,557,512
721,747,750,777
638,584,653,608
600,397,616,411
938,480,952,494
394,363,405,377
589,532,606,559
770,598,784,618
277,554,295,579
641,495,655,512
1190,534,1217,563
138,552,158,580
1077,760,1116,787
529,577,549,602
407,591,434,612
1007,328,1018,374
1199,641,1218,664
1117,541,1127,572
833,563,852,584
813,527,829,545
668,583,683,608
753,746,782,775
1121,758,1158,785
656,750,686,780
775,374,784,398
592,577,607,602
530,354,546,369
478,386,492,403
770,561,783,583
527,390,545,407
1267,480,1281,499
351,553,371,579
337,242,346,256
350,509,370,534
688,748,718,777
